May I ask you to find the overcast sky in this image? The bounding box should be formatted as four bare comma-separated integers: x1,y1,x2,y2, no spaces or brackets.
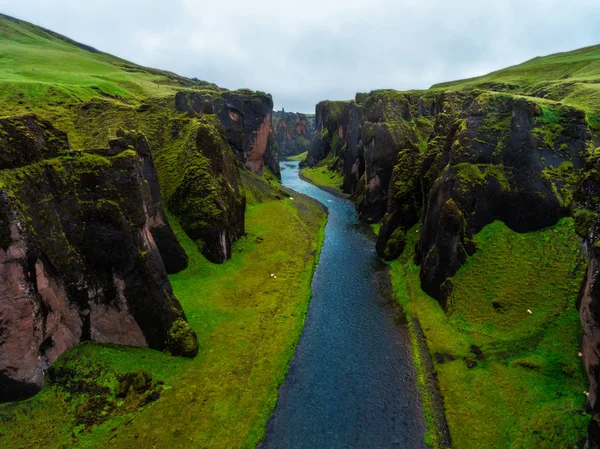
2,0,600,113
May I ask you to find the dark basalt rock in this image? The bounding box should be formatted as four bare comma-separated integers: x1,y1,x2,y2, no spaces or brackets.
0,115,198,402
376,148,423,260
573,150,600,448
175,89,280,178
166,115,245,264
273,110,315,157
111,130,188,274
417,94,589,302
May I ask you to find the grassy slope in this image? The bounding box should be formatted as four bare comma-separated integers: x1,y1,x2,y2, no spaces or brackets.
299,147,345,194
390,219,588,449
430,44,600,128
285,151,308,161
0,179,327,448
0,14,219,140
0,14,194,105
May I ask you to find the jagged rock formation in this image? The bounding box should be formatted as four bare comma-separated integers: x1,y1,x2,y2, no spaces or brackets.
0,115,198,402
108,131,188,274
573,152,600,448
273,110,315,157
310,90,590,300
175,89,280,178
311,86,599,443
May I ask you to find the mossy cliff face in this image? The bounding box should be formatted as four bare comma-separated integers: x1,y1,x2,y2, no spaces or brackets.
310,91,590,300
62,93,248,264
273,110,315,157
306,100,348,168
418,94,589,303
0,115,197,402
175,89,280,178
307,92,435,222
573,151,600,448
108,131,188,274
166,114,246,263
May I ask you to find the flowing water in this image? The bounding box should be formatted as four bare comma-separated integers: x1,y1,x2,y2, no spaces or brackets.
259,161,427,449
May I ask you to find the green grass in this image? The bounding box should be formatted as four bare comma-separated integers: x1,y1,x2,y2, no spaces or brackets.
299,149,345,194
286,151,308,161
430,44,600,130
370,222,382,236
0,14,198,108
0,189,327,448
389,218,588,449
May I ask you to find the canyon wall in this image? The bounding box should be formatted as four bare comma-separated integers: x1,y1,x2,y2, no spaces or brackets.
273,110,315,157
310,88,600,445
175,89,280,178
0,115,198,402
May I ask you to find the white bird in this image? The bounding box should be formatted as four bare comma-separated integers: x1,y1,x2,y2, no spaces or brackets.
527,309,533,315
584,391,590,397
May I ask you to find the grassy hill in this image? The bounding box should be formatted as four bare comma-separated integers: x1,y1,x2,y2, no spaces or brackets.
0,13,209,107
0,13,222,137
430,44,600,128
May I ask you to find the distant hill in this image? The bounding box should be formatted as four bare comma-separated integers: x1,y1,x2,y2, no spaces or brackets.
0,13,216,116
429,44,600,127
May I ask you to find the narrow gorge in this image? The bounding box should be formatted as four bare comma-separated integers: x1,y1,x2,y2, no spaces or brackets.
1,10,600,449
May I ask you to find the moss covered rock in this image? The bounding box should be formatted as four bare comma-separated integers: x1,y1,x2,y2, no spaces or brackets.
273,110,315,157
0,115,197,402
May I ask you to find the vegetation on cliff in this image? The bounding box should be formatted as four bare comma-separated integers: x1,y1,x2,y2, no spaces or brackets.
0,174,327,448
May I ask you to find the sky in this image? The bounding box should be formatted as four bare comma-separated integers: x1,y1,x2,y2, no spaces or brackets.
2,0,600,113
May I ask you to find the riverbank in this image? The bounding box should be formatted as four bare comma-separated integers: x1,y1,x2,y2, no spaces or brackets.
390,221,588,449
0,173,327,449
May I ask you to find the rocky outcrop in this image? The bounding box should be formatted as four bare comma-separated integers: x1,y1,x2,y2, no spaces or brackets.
175,89,280,178
273,110,315,157
417,94,588,303
311,90,590,305
573,151,600,448
306,100,348,167
108,131,188,274
165,114,246,264
0,115,198,402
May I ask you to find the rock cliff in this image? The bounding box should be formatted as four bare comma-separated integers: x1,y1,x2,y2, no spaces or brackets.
175,88,280,178
573,151,600,448
0,115,197,402
273,110,315,157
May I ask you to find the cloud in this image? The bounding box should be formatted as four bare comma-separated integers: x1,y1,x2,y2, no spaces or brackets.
1,0,600,112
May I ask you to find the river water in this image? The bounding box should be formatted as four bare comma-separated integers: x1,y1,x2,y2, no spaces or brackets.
259,161,427,449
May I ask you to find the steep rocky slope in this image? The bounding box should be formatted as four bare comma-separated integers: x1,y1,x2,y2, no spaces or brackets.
306,45,600,448
0,13,281,263
0,115,197,402
273,110,315,157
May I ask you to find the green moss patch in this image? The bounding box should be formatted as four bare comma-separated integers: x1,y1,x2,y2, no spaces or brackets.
390,218,588,449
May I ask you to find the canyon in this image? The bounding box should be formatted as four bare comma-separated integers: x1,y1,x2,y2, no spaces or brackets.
1,11,600,449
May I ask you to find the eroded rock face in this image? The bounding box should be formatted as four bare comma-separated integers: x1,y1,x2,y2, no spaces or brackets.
108,131,188,274
273,110,315,157
175,89,280,178
573,152,600,448
166,115,246,264
0,115,197,402
417,94,589,301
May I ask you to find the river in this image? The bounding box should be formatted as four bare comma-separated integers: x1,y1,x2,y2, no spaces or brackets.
259,160,427,449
